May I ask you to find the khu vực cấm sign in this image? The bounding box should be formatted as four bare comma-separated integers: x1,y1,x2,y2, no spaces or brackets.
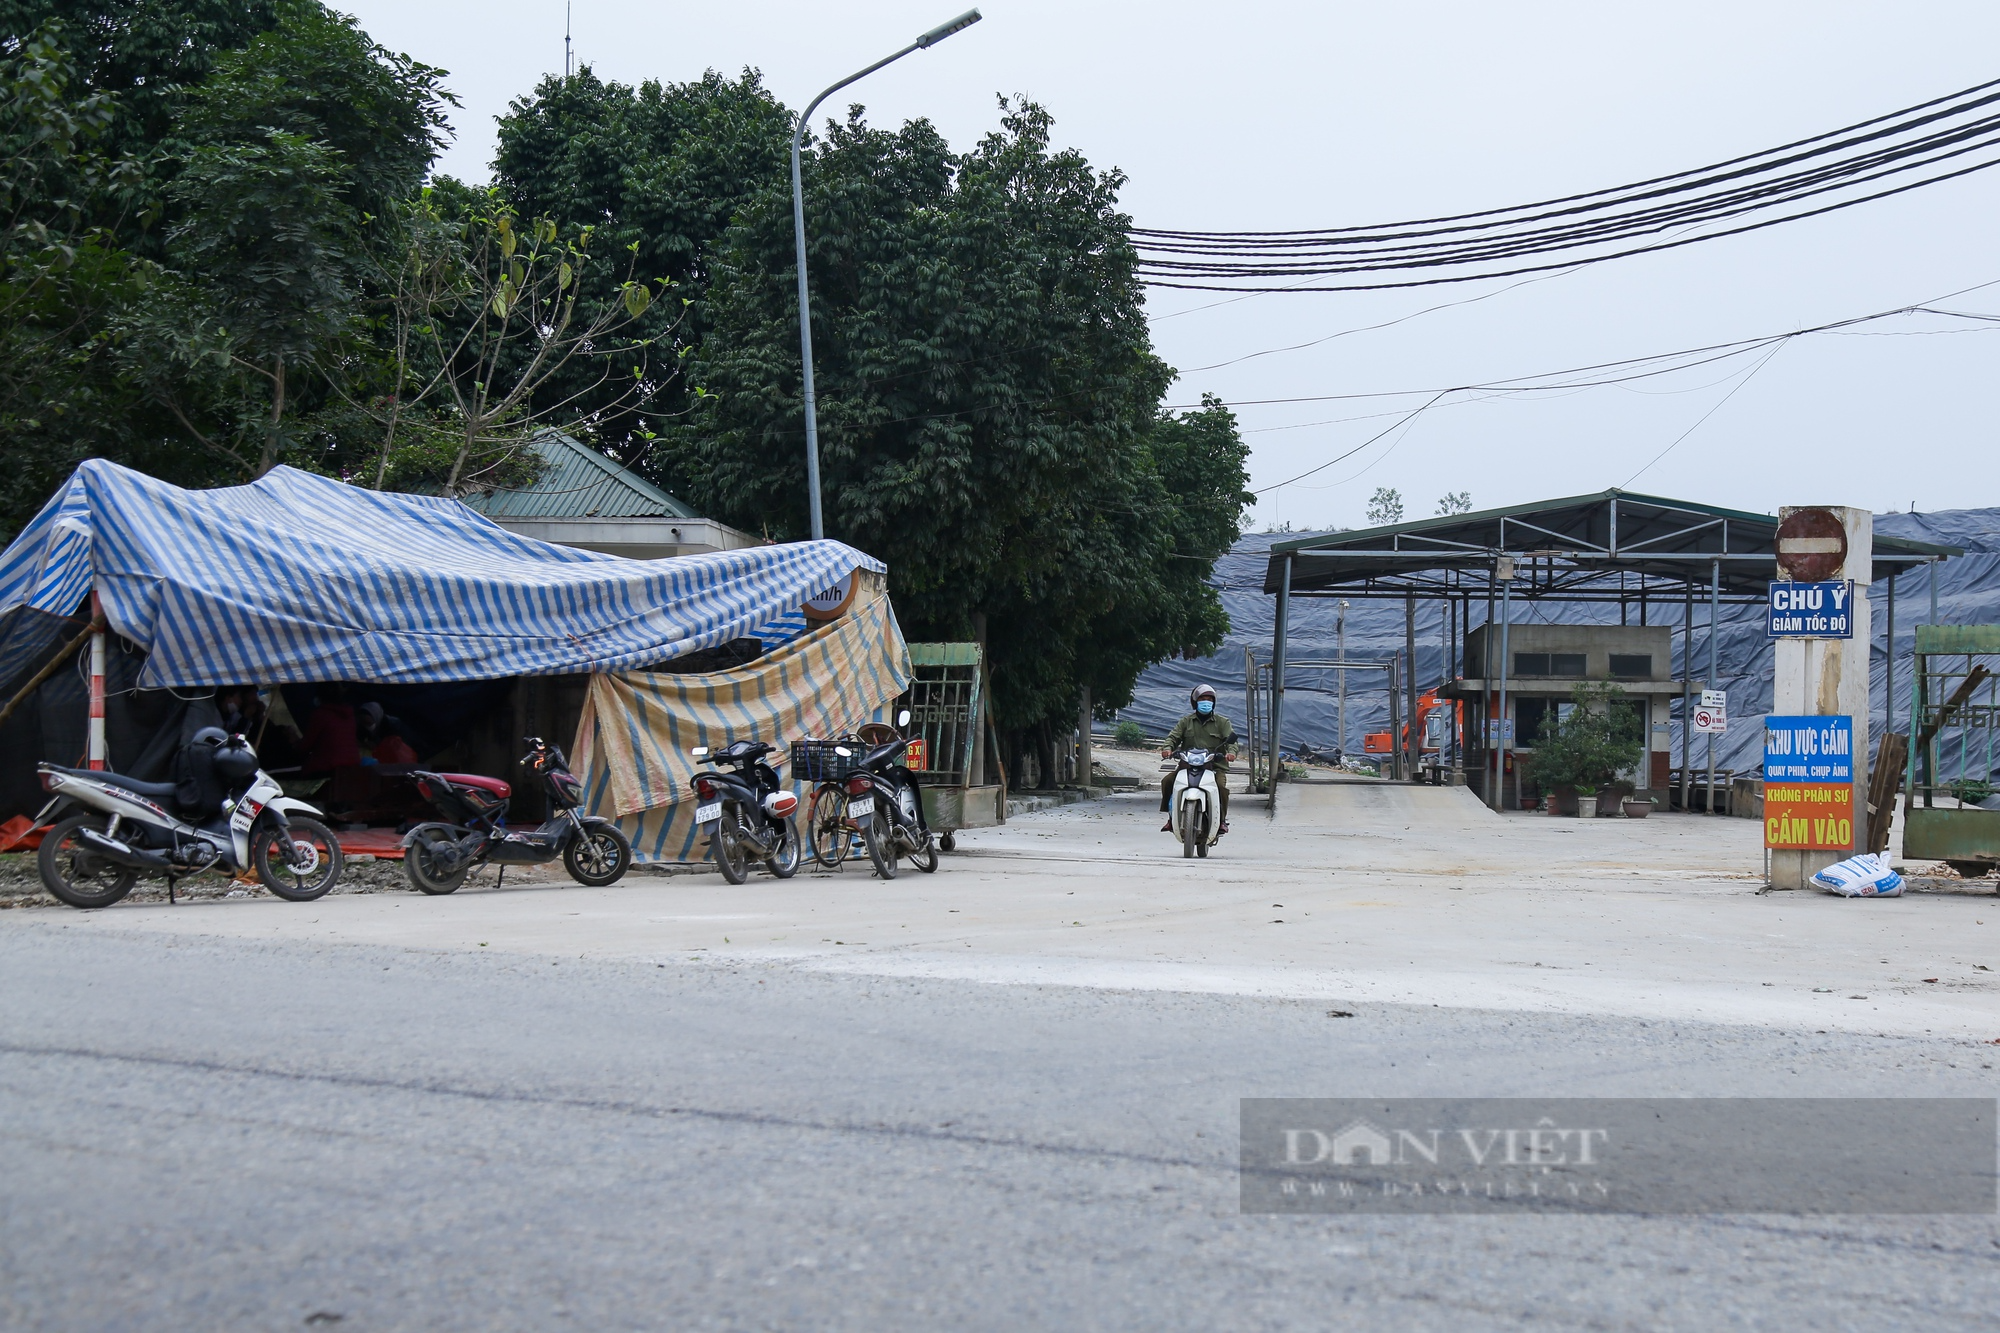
1763,715,1854,850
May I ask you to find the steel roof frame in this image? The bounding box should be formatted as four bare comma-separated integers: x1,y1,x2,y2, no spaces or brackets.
1262,489,1959,601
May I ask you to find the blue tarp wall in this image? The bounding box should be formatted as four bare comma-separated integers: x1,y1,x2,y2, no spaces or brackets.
1124,508,2000,779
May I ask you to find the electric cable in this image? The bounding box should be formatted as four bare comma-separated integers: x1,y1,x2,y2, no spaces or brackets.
1128,77,2000,292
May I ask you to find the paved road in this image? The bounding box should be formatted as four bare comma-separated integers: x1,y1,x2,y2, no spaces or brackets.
3,923,1996,1331
28,784,1998,1038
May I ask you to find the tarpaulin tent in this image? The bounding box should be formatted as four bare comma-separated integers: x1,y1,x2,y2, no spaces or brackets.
574,591,913,862
0,461,888,824
0,460,879,688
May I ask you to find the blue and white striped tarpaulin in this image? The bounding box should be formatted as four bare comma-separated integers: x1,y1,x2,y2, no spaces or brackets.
0,461,884,688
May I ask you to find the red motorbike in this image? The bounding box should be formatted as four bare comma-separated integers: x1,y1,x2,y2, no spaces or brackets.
401,736,632,894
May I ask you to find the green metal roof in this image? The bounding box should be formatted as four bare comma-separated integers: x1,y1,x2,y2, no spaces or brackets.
461,430,698,521
1268,489,1958,558
1261,489,1962,601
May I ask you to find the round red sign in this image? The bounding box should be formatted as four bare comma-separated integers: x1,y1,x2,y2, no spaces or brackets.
1774,508,1848,582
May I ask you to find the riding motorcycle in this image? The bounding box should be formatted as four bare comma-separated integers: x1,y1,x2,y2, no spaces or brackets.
33,728,342,908
689,739,801,884
840,709,937,879
1167,739,1233,859
401,736,632,894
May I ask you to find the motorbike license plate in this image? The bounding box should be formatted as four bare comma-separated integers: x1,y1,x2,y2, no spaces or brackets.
694,801,722,826
847,796,875,819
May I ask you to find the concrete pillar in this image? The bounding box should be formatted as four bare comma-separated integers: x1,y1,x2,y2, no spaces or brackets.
1269,554,1291,788
1768,506,1873,890
87,589,107,770
969,612,988,786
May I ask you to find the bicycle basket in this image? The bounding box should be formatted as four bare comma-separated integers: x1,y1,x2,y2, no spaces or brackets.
791,739,860,783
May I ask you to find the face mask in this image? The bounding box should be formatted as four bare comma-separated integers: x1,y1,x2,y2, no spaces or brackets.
1196,700,1214,716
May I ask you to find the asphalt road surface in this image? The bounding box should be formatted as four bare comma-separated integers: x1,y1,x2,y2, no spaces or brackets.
3,921,1996,1331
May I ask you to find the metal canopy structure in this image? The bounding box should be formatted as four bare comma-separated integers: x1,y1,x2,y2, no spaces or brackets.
1261,489,1959,604
1255,490,1963,808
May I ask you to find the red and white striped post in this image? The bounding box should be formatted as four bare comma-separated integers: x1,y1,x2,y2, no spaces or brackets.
87,589,107,770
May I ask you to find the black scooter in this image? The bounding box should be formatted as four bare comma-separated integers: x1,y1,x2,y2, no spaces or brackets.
401,736,632,894
689,739,801,883
840,708,937,879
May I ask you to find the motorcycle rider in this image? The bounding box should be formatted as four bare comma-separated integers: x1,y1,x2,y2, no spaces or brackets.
1160,683,1234,835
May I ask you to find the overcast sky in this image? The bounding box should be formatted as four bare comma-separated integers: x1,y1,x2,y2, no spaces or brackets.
341,1,2000,529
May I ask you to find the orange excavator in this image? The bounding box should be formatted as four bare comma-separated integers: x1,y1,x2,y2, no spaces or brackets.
1363,688,1461,758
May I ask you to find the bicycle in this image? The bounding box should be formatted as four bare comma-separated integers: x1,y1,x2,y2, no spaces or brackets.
795,738,867,869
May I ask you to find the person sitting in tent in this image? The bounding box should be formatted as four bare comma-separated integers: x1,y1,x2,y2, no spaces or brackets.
215,686,269,742
300,684,360,775
357,702,417,766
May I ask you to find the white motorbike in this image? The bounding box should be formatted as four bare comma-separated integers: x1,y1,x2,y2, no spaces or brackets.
1168,745,1229,859
32,729,343,908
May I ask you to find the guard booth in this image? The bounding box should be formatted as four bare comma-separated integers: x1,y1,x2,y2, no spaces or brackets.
896,643,1003,848
1905,623,2000,877
1449,623,1689,810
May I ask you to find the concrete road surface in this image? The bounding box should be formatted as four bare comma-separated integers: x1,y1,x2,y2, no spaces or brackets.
3,784,1997,1329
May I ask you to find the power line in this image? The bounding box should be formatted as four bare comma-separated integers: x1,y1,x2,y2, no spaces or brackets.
1129,77,2000,292
1224,278,2000,494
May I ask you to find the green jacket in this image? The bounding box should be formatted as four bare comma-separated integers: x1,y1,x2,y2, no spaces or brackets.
1166,711,1236,754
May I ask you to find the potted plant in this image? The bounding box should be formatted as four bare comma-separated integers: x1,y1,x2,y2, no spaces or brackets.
1525,684,1644,818
1598,777,1635,817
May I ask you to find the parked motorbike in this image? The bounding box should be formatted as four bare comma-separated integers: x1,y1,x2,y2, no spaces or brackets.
1167,739,1233,859
689,739,801,884
33,728,342,908
840,709,937,879
402,736,632,894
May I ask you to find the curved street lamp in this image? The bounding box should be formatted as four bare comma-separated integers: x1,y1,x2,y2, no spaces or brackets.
790,9,983,540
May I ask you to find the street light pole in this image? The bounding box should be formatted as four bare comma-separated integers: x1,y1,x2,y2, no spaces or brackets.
790,9,982,541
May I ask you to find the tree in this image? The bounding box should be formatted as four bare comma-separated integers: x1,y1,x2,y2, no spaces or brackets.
0,1,452,530
0,23,151,529
660,99,1248,739
492,67,792,455
1366,487,1404,526
126,2,448,477
348,183,683,495
1435,490,1471,515
1527,683,1645,795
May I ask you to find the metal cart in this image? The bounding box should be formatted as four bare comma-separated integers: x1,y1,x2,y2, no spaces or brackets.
896,643,1002,850
1904,623,2000,880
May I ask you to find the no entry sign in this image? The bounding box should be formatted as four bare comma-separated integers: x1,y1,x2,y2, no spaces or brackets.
1774,507,1848,582
1767,581,1855,638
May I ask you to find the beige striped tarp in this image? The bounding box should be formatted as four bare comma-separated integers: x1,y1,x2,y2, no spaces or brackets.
572,593,912,863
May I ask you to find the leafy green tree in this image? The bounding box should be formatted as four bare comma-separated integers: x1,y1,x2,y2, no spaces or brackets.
492,67,792,453
346,182,682,495
0,1,452,515
0,24,151,526
0,2,285,204
669,99,1248,740
1527,683,1645,795
1366,487,1404,526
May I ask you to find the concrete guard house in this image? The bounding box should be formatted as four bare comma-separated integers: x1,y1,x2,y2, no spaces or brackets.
463,430,757,559
1254,491,1956,812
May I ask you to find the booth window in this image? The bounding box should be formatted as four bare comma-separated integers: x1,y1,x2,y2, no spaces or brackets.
1610,654,1652,677
1513,652,1584,676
